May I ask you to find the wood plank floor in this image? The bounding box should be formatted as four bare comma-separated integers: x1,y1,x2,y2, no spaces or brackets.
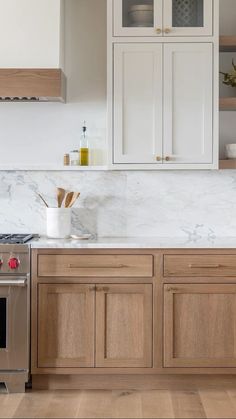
1,388,236,418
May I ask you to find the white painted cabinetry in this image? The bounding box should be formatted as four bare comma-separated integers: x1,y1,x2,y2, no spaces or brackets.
163,43,213,164
114,43,163,164
113,0,213,37
108,0,218,170
0,0,64,68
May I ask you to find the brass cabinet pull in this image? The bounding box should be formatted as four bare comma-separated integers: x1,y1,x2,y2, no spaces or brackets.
164,156,171,162
68,264,125,269
156,156,162,162
189,264,221,269
164,28,171,34
156,28,162,34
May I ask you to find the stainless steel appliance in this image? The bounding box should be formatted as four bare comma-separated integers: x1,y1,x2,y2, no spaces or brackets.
0,234,33,393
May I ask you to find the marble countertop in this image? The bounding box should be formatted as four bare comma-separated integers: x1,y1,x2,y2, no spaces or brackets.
30,236,236,249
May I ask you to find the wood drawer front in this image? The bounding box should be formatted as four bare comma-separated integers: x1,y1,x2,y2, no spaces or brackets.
164,255,236,277
38,254,154,277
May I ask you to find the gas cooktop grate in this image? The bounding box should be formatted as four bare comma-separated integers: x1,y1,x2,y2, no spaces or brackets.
0,234,35,244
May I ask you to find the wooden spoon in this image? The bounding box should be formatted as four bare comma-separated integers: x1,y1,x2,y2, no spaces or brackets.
64,192,74,208
68,192,80,208
57,187,66,208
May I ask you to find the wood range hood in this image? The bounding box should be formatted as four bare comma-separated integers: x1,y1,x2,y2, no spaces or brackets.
0,69,66,102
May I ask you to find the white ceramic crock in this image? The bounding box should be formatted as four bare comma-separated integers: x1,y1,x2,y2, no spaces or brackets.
46,208,71,239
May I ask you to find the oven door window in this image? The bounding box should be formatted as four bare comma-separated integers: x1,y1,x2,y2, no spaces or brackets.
0,298,7,349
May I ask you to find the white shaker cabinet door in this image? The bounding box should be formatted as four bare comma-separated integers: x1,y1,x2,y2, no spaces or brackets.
113,43,163,164
163,43,213,165
164,0,213,36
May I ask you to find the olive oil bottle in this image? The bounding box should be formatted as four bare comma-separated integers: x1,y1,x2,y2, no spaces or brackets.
80,122,89,166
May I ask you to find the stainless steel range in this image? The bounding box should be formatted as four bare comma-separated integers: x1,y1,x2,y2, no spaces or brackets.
0,234,34,393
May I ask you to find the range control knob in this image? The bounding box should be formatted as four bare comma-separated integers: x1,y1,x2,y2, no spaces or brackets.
8,257,20,270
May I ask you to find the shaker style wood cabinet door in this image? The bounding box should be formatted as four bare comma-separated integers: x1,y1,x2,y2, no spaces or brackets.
164,284,236,368
38,284,95,368
113,0,163,37
163,43,213,164
113,43,163,164
164,0,213,36
96,284,153,367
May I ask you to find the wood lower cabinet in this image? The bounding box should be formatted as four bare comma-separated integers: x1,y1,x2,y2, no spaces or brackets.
36,280,153,370
96,284,153,368
38,284,95,368
32,249,236,391
164,284,236,368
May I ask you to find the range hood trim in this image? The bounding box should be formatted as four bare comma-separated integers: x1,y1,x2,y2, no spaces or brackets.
0,69,66,103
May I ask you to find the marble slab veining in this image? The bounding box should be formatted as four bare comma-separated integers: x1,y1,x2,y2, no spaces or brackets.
31,236,236,249
2,170,236,239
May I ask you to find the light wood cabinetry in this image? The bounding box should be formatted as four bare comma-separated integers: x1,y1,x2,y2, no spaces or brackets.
33,251,154,373
32,248,236,390
164,283,236,368
38,254,153,278
164,254,236,277
96,284,153,367
38,284,95,368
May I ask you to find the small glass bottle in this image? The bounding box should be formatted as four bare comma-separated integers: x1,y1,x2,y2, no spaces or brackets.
80,122,89,166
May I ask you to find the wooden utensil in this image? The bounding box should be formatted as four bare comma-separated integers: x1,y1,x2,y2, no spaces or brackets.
68,192,80,208
37,193,49,208
64,192,74,208
57,187,66,208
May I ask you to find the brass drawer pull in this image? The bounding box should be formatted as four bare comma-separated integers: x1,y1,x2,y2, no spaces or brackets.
156,28,162,34
67,264,126,269
188,264,221,269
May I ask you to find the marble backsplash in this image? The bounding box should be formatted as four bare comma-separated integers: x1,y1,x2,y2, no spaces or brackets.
1,170,236,240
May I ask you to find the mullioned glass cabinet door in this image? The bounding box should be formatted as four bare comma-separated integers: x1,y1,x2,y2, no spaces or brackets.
113,0,213,37
113,0,163,36
164,0,213,36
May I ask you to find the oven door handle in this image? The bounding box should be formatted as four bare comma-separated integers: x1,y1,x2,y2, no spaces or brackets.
0,277,27,287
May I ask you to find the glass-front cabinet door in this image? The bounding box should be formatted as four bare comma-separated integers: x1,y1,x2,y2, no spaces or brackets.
113,0,163,36
164,0,213,36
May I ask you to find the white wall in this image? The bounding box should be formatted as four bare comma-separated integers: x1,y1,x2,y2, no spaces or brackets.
0,0,107,168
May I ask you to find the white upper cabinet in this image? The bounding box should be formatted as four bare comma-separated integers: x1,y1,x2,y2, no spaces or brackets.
113,43,163,164
163,43,213,164
113,0,213,37
0,0,64,68
113,42,213,166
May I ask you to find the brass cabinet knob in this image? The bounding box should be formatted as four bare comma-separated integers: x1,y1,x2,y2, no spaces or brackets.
156,156,162,162
156,28,162,34
164,28,171,34
165,156,171,162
